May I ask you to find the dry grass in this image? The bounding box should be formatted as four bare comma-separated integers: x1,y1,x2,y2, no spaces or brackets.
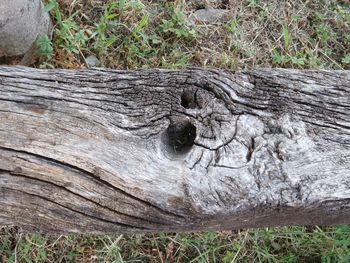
37,0,349,70
1,226,350,262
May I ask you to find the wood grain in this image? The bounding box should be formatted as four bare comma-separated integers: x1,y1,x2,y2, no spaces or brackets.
0,66,349,234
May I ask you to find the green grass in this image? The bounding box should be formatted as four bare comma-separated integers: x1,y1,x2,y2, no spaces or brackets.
1,226,350,262
37,0,349,70
2,0,350,262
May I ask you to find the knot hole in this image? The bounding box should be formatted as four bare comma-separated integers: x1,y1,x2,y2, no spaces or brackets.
163,119,196,156
181,90,199,109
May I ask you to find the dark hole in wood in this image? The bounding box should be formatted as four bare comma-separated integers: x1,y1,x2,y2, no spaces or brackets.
181,90,196,109
181,93,190,108
164,120,196,155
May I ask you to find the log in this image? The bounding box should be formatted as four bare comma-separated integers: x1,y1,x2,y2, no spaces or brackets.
0,66,349,234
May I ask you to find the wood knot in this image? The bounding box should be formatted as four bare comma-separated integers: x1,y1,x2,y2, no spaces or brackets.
180,89,201,109
162,118,197,156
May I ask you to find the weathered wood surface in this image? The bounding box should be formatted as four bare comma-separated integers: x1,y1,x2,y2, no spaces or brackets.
0,66,349,234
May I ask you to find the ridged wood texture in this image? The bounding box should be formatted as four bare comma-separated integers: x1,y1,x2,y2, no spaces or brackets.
0,66,349,234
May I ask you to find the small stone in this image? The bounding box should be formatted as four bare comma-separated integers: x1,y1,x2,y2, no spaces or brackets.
86,55,100,67
188,9,231,26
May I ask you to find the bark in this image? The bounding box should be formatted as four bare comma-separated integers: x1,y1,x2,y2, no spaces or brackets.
0,66,349,234
0,0,51,65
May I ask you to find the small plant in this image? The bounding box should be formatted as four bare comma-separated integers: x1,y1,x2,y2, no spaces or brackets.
158,8,196,38
55,16,89,55
116,0,144,12
282,24,290,49
271,49,290,66
36,35,54,59
44,0,62,26
227,19,239,34
91,2,119,56
19,234,47,263
44,0,89,62
342,54,350,65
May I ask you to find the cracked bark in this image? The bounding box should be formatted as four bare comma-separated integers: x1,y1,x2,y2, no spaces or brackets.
0,66,349,234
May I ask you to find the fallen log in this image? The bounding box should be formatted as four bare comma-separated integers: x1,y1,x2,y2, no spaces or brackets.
0,66,349,234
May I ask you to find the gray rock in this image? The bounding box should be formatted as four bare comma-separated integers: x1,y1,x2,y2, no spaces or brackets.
0,0,51,65
0,0,51,57
188,8,231,25
86,55,100,67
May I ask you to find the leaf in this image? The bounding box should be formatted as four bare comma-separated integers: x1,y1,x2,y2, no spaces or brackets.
291,56,305,65
283,24,290,49
44,0,57,12
342,54,350,64
132,15,149,40
36,35,54,59
106,14,117,20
